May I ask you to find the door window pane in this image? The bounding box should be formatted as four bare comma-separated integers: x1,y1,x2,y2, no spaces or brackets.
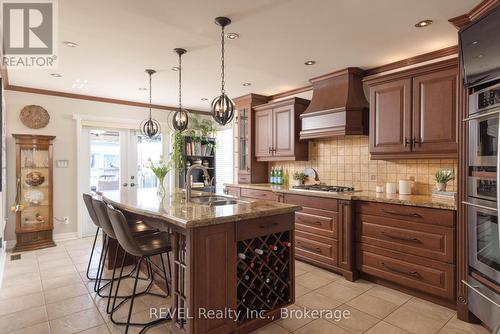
137,134,163,189
89,130,120,192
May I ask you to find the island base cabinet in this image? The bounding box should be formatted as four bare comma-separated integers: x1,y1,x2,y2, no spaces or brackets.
169,213,295,334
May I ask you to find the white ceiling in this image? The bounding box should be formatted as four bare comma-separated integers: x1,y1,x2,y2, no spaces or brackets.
7,0,479,111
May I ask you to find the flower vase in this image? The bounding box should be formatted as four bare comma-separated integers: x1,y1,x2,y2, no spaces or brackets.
157,176,167,198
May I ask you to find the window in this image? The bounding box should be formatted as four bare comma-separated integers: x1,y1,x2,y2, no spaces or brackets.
215,128,234,194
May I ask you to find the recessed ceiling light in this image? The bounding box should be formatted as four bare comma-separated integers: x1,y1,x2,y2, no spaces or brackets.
471,41,479,45
201,98,208,101
50,73,62,77
171,66,180,71
304,60,316,66
62,41,78,47
226,32,239,40
139,87,147,91
414,19,433,28
242,82,251,86
476,54,485,59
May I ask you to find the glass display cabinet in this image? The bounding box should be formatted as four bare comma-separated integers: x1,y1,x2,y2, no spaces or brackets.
233,94,270,184
13,134,56,252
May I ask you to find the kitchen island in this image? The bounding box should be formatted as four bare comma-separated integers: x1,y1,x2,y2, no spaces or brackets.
101,188,301,334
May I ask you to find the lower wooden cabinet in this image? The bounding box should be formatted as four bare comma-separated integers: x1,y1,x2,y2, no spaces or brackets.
356,201,456,303
284,193,355,281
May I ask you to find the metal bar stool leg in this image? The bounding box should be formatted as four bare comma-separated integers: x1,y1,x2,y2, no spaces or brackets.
85,227,100,281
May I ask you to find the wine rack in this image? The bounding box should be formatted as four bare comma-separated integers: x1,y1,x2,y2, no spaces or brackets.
236,231,292,324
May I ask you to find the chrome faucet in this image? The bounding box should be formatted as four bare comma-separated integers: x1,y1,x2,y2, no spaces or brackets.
185,165,210,202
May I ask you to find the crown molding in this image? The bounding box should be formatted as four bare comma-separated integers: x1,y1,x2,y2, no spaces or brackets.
449,0,500,29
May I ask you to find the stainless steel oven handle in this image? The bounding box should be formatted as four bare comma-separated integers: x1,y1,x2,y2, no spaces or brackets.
462,280,500,309
463,108,500,121
462,201,498,212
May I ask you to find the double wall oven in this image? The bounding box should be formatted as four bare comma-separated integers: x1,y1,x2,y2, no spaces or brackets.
465,82,500,330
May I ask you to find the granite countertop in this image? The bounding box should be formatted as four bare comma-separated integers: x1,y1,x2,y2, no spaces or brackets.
100,188,301,229
224,183,457,211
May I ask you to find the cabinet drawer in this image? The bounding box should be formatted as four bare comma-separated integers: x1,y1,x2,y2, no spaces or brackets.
357,215,454,263
295,230,337,266
357,244,455,300
224,186,241,197
357,201,454,227
284,194,338,212
236,213,293,240
295,211,337,239
238,174,251,184
241,188,278,201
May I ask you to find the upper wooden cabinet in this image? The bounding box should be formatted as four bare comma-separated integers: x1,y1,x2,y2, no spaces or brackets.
364,59,458,159
233,94,270,184
254,97,309,161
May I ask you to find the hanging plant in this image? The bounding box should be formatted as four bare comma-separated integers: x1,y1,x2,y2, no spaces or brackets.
171,132,183,170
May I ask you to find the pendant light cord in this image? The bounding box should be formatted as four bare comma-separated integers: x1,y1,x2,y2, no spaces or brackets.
149,72,153,118
221,25,225,94
178,53,182,110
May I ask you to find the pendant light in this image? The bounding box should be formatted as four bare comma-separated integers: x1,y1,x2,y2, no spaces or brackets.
140,69,161,139
210,16,235,125
172,48,189,132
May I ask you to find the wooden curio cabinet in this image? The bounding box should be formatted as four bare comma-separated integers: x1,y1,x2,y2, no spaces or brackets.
13,134,56,252
233,94,270,184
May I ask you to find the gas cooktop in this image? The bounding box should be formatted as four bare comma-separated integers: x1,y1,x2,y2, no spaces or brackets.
291,184,355,193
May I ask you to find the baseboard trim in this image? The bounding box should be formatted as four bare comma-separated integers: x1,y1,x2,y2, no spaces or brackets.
5,232,79,250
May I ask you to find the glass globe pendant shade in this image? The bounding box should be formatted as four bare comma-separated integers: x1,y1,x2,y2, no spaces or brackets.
211,93,235,125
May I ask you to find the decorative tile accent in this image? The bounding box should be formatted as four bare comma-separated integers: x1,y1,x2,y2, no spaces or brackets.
271,136,457,195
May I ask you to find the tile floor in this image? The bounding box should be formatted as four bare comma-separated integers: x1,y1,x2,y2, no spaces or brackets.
0,237,491,334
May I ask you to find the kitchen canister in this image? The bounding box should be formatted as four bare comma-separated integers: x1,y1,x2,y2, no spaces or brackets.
399,180,413,195
386,182,397,194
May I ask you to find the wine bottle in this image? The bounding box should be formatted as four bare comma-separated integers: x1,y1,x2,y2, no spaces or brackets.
269,244,278,251
281,241,292,247
255,248,264,255
238,252,251,260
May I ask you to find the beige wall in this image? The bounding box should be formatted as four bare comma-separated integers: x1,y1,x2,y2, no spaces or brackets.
271,136,457,195
4,90,177,242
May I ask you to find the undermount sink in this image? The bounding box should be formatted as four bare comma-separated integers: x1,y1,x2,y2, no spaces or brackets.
190,195,240,206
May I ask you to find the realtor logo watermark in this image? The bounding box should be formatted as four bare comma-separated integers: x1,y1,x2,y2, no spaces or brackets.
1,0,58,68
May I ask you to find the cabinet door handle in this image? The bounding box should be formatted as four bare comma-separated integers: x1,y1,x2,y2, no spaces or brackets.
381,231,421,243
404,137,410,147
381,209,422,218
268,147,272,154
299,244,322,254
298,217,322,226
381,262,421,278
122,183,128,187
412,137,422,146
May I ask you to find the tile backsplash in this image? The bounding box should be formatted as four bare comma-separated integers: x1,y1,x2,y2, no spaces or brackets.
270,136,457,195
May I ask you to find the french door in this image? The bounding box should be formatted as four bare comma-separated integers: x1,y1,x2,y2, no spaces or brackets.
80,127,167,237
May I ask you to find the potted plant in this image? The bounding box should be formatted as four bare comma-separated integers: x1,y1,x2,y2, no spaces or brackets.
292,172,307,187
434,169,454,192
147,156,172,197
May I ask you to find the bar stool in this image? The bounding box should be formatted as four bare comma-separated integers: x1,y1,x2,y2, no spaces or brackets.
82,193,105,281
90,197,158,298
107,205,172,334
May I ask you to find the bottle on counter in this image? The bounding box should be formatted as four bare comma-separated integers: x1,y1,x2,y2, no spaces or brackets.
270,167,275,184
276,167,282,185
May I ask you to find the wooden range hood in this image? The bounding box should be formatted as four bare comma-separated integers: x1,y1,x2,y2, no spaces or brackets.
299,67,369,140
